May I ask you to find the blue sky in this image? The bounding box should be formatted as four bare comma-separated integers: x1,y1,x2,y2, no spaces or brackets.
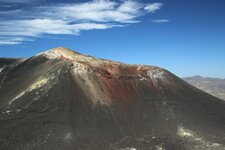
0,0,225,78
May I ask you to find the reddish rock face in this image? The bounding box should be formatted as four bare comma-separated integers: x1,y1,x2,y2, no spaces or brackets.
1,47,225,150
38,47,172,106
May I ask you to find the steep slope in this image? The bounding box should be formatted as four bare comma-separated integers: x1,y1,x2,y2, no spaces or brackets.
183,76,225,100
1,47,225,150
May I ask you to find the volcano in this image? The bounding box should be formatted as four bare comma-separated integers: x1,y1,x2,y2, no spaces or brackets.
1,47,225,150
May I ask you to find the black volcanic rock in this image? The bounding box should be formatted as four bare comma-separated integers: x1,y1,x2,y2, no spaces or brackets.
1,47,225,150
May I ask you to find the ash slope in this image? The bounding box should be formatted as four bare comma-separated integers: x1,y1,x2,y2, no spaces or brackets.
1,47,225,150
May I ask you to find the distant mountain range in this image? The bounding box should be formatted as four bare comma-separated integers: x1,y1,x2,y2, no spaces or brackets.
183,76,225,100
1,47,225,149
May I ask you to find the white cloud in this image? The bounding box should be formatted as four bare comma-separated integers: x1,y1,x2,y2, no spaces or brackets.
0,0,36,3
0,0,164,45
0,19,120,37
0,37,33,45
144,3,163,13
46,0,143,23
151,19,170,23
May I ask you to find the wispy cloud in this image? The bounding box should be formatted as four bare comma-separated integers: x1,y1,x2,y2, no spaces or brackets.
0,0,164,45
43,0,143,23
0,0,36,3
151,19,170,23
0,37,33,45
0,19,119,36
144,3,163,13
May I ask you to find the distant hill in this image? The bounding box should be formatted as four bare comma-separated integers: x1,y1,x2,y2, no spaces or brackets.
183,76,225,100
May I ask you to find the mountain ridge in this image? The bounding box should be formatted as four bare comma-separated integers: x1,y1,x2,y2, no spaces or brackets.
183,76,225,100
1,47,225,150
